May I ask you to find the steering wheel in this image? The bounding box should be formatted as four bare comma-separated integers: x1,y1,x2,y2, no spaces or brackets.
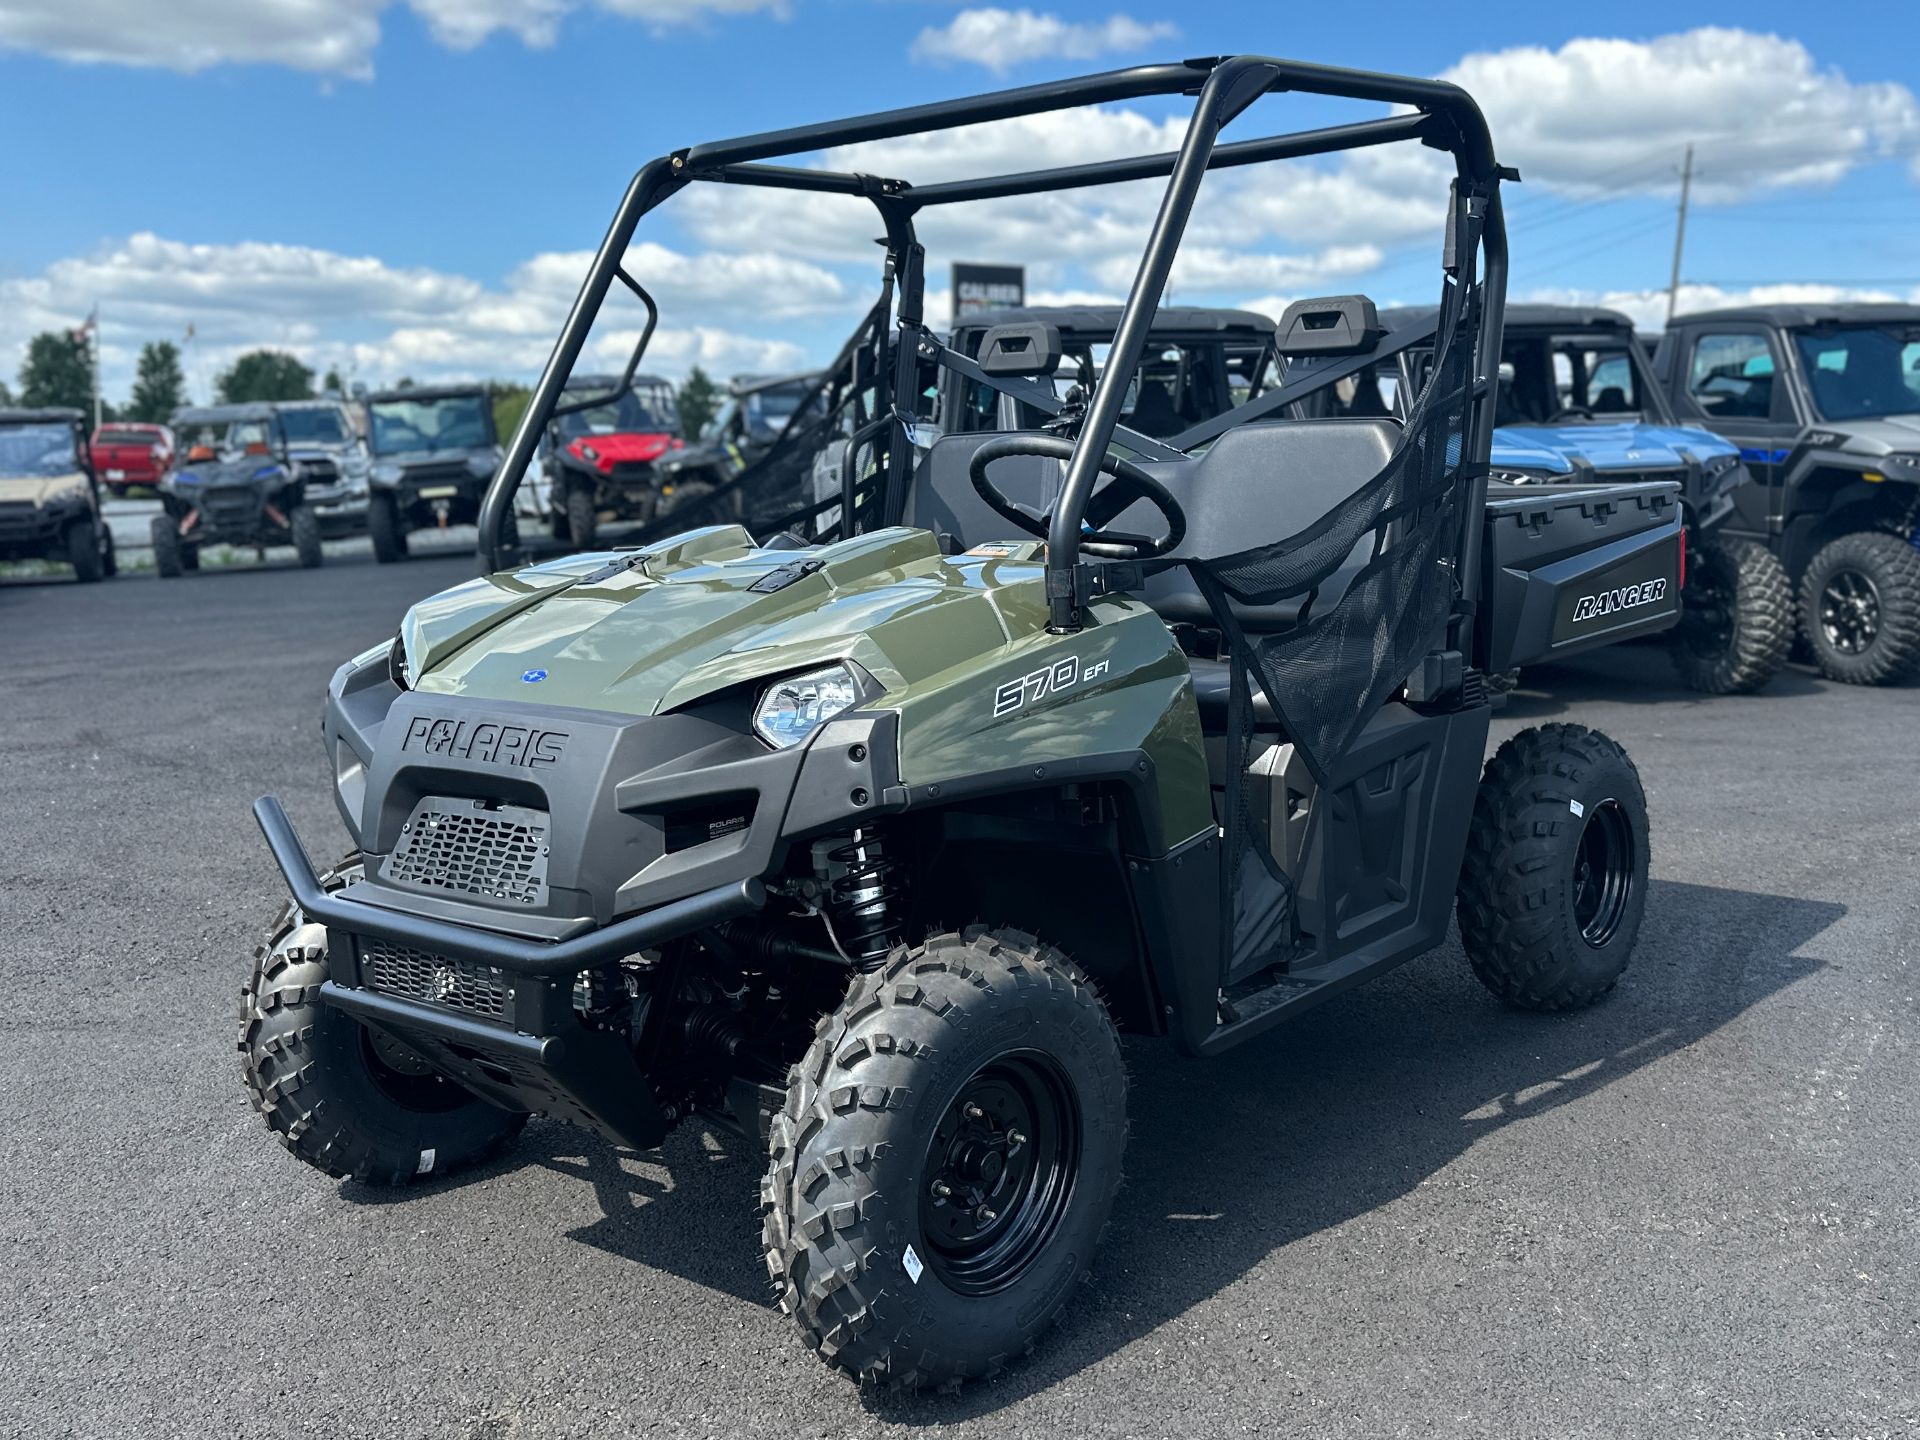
1550,404,1595,422
967,434,1187,560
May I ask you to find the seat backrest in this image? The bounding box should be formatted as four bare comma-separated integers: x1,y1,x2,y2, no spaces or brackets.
902,419,1402,632
902,432,1066,549
1134,419,1400,631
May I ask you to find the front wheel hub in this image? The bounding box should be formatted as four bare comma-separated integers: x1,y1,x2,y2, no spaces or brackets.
919,1053,1081,1296
1820,569,1882,655
1571,798,1635,948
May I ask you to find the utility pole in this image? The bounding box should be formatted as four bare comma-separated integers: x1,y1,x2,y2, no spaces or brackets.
1665,143,1694,327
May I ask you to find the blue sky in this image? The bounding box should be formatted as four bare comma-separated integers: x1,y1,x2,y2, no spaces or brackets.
2,0,1916,399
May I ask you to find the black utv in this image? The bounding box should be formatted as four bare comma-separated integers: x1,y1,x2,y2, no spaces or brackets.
155,404,328,575
941,304,1275,437
364,385,510,562
244,54,1687,1390
1653,303,1920,683
1276,300,1791,694
655,371,824,508
0,407,116,582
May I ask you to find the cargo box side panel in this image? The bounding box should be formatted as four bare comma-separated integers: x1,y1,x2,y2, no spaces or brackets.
1482,484,1683,673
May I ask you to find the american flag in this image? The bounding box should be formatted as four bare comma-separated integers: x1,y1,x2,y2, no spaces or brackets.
70,306,98,342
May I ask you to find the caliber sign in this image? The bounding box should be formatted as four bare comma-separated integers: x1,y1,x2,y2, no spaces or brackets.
952,262,1025,319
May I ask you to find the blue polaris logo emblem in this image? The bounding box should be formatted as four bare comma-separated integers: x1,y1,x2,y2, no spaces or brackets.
521,669,548,683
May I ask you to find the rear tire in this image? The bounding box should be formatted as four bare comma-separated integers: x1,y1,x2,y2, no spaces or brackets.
368,490,409,563
661,477,716,523
565,486,598,551
100,527,117,578
1800,531,1920,685
150,514,184,578
1456,723,1650,1012
66,520,104,582
1667,536,1792,694
763,927,1126,1389
238,858,527,1185
290,504,323,569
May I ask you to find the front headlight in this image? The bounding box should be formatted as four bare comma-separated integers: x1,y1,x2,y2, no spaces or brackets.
1881,451,1920,473
752,664,859,749
1701,451,1743,480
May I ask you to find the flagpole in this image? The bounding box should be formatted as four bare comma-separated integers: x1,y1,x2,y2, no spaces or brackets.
93,305,102,431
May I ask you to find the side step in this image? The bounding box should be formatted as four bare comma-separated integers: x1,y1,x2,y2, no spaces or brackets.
1197,937,1430,1056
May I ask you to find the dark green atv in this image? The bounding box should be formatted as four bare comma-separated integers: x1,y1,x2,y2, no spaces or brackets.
244,56,1684,1389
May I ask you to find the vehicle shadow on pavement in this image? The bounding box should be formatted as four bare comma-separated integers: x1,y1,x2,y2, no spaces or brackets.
336,877,1841,1412
863,877,1842,1422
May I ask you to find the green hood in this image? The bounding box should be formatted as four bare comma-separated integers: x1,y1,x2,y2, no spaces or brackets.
404,526,1050,715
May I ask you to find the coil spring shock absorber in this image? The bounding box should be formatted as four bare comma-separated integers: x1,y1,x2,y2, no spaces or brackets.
820,828,900,970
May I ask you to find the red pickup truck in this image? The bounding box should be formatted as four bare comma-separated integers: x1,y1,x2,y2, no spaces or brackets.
91,423,174,494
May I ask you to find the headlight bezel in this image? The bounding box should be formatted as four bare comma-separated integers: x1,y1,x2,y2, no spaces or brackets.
751,662,862,750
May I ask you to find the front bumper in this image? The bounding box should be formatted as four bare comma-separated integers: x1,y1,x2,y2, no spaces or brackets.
254,795,765,1147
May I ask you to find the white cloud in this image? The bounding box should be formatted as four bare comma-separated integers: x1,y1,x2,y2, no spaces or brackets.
1524,282,1920,336
1444,28,1920,200
910,8,1175,75
0,232,828,399
0,0,785,76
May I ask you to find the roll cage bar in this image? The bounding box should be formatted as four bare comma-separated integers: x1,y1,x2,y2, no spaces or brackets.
480,54,1508,632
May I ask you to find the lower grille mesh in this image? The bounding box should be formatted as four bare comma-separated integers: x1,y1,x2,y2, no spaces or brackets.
361,939,510,1019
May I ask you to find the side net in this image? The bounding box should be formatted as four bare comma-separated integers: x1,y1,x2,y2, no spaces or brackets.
1188,270,1482,978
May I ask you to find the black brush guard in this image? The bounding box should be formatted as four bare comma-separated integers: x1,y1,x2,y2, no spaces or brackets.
253,796,764,1148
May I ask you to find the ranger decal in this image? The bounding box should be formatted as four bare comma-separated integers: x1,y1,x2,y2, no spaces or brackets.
1570,578,1669,625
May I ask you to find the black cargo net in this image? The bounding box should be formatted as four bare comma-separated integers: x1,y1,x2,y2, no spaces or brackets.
633,296,894,546
1190,274,1481,978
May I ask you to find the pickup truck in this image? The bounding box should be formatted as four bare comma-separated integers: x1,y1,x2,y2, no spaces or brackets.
90,423,173,495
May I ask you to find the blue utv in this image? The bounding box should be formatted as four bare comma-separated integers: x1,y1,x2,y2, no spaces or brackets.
1279,300,1793,694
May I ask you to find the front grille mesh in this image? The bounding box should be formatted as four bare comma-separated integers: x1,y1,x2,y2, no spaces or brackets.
384,797,550,905
361,939,509,1019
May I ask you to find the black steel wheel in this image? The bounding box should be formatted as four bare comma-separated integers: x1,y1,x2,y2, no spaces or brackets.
919,1051,1081,1297
1570,798,1635,947
763,927,1126,1389
1799,531,1920,685
1457,723,1651,1011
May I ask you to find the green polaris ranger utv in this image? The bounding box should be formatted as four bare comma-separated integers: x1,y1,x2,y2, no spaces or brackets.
243,56,1685,1389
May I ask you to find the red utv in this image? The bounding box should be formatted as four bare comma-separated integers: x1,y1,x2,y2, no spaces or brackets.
539,373,684,548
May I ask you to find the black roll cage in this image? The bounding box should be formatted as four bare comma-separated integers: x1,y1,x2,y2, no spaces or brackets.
479,54,1508,633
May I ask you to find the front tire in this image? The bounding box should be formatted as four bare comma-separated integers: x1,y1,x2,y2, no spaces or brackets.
1456,724,1650,1012
238,858,527,1184
1667,535,1793,694
150,514,184,578
763,927,1126,1389
565,486,598,551
290,504,323,569
66,520,104,582
1800,531,1920,685
368,490,409,563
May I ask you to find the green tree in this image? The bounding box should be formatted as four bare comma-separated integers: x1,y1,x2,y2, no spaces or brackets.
216,349,314,404
0,378,13,406
18,330,94,411
322,365,345,394
127,341,188,422
489,382,532,447
678,365,721,439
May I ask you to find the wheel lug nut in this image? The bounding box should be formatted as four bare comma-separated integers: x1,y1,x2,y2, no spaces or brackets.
963,1102,984,1120
975,1206,997,1224
1006,1129,1026,1149
931,1179,951,1198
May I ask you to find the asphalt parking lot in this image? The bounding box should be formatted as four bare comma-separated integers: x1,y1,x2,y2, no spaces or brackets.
3,553,1916,1440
